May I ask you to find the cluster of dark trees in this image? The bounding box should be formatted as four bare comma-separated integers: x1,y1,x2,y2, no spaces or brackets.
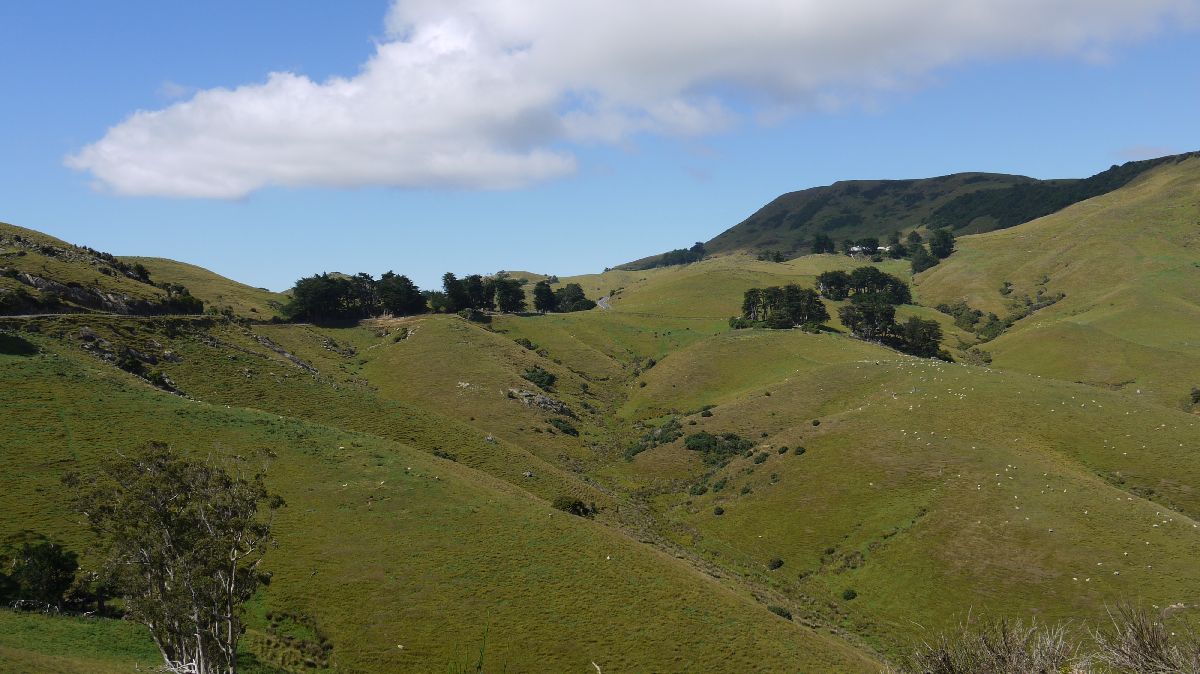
738,284,829,329
815,266,912,304
628,242,707,270
285,270,540,322
532,281,596,313
909,229,956,273
811,229,956,274
436,272,526,314
286,271,425,322
811,266,947,358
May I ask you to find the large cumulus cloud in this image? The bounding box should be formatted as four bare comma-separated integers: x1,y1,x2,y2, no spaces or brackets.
67,0,1197,198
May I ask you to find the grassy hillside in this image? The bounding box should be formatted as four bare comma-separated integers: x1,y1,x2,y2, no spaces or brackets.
0,316,877,673
123,256,288,319
917,155,1200,409
1,222,170,313
5,153,1200,672
615,330,1200,653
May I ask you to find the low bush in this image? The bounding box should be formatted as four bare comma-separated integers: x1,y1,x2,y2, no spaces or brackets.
767,605,792,620
521,366,556,391
547,418,578,436
684,431,756,465
551,496,595,518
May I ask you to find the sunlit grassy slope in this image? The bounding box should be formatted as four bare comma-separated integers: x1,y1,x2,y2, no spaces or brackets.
0,222,167,308
5,155,1200,672
123,256,289,319
917,156,1200,409
0,319,876,673
0,611,158,674
614,330,1200,653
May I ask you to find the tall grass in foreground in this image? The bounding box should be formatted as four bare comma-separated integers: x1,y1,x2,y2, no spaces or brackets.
896,605,1200,673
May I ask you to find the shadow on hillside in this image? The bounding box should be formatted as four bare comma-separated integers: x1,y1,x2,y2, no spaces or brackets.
0,331,37,356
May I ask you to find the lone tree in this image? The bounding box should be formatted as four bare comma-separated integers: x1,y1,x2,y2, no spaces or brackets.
493,278,527,313
66,443,285,674
928,228,956,259
532,280,556,313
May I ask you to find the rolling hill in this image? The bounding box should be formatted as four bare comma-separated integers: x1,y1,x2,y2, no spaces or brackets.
620,151,1198,269
122,256,289,319
3,151,1200,672
916,154,1200,410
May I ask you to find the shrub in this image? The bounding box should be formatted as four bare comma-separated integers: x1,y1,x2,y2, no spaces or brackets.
777,446,789,454
713,506,725,516
457,308,491,324
740,485,752,495
547,418,578,436
700,409,714,418
795,446,806,456
688,483,709,496
753,452,769,464
514,337,536,350
551,496,594,518
842,588,857,601
683,431,755,465
712,477,728,492
767,605,792,620
624,418,683,461
767,557,784,570
811,419,820,426
728,316,751,329
521,366,556,391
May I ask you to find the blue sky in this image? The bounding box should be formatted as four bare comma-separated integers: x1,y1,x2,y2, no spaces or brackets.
1,1,1197,290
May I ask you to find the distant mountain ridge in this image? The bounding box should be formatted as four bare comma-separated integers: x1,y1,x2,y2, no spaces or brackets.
619,151,1198,269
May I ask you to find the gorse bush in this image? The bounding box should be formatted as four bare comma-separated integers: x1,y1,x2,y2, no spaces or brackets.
624,417,684,461
768,605,792,620
547,418,578,436
551,496,595,518
683,431,755,465
521,366,556,391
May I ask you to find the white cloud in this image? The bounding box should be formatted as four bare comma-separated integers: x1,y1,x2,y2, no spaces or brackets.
68,0,1197,198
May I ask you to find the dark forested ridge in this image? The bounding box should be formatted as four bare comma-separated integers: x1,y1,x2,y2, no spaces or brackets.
622,151,1198,266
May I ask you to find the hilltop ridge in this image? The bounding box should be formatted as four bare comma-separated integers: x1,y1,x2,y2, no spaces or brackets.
619,151,1198,270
